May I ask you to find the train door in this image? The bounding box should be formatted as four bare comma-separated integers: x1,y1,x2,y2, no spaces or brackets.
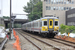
49,19,53,29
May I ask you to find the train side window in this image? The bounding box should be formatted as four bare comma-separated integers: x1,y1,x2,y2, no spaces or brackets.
44,21,47,26
55,21,58,26
31,23,33,27
40,21,42,27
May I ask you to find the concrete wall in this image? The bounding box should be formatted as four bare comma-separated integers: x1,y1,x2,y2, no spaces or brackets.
66,8,75,26
0,18,5,26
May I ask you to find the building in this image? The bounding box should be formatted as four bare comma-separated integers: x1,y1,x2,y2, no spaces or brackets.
66,8,75,26
0,18,5,26
0,0,2,17
43,0,75,26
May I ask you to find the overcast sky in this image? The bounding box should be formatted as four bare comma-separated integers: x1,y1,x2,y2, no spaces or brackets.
0,0,30,19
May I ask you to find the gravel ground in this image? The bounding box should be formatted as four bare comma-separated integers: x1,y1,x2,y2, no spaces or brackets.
16,31,55,50
4,40,16,50
51,39,75,46
19,30,75,50
16,31,38,50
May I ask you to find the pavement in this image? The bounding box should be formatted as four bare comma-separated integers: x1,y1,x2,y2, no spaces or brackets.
4,39,16,50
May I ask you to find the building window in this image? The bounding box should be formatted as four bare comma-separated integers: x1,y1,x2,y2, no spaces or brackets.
51,0,53,4
66,1,69,4
59,7,61,10
46,0,48,4
71,7,74,9
53,7,56,10
54,0,56,4
72,0,74,4
46,6,48,10
47,6,74,10
49,6,51,10
67,13,75,18
72,2,74,4
64,7,66,10
51,7,53,10
61,7,64,10
69,7,71,10
67,22,75,26
72,14,75,17
46,6,51,10
49,0,50,4
47,0,74,4
66,7,69,10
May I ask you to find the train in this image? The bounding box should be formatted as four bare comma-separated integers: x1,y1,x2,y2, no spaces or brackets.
22,17,59,37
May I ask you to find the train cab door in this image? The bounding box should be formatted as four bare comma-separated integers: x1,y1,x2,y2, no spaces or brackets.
49,19,53,29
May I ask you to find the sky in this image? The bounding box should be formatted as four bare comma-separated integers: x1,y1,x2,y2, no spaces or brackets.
0,0,30,19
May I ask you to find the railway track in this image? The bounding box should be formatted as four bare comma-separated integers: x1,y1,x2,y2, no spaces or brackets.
17,29,75,49
16,30,60,50
19,32,41,50
0,38,7,50
54,38,75,44
50,38,75,48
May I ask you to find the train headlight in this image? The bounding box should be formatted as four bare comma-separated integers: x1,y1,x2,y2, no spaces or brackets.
45,26,48,31
42,26,48,31
54,27,59,31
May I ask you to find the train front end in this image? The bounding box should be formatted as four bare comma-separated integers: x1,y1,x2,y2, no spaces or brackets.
41,17,59,37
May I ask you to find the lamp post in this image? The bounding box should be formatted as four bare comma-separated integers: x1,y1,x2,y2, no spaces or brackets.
1,0,3,17
11,15,16,39
10,0,12,39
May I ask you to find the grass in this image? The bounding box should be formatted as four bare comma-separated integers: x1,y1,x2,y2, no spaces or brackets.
0,24,4,26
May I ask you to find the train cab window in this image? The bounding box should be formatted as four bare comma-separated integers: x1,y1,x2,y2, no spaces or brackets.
44,21,47,26
55,21,58,26
50,21,52,25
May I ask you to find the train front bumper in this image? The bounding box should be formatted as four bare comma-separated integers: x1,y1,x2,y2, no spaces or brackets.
41,31,49,33
41,31,58,34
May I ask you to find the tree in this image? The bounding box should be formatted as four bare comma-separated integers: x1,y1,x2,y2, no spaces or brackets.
3,16,10,19
23,0,42,21
59,24,75,36
59,24,66,34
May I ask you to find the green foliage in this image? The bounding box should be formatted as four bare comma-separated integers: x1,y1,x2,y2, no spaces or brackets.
60,24,67,30
3,16,10,19
59,29,65,34
59,24,75,34
23,0,42,21
0,24,4,27
14,24,21,28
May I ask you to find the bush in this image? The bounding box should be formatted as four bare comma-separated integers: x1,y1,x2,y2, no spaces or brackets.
0,24,4,26
59,24,75,34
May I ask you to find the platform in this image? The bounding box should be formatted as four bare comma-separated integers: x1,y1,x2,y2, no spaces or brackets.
0,37,6,44
4,40,16,50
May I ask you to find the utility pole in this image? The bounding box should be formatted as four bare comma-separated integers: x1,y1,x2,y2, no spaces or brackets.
10,0,12,39
1,0,3,17
11,15,16,39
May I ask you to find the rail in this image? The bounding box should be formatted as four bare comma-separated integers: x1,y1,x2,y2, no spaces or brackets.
17,30,61,50
18,31,41,50
50,38,75,48
0,38,8,50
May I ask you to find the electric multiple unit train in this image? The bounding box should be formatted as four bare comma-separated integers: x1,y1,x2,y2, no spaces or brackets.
22,17,59,37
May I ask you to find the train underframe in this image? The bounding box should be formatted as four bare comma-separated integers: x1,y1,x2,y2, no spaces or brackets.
40,31,58,38
22,29,58,38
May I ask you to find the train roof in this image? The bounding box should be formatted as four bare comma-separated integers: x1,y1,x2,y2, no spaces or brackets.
41,17,59,19
22,17,59,25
